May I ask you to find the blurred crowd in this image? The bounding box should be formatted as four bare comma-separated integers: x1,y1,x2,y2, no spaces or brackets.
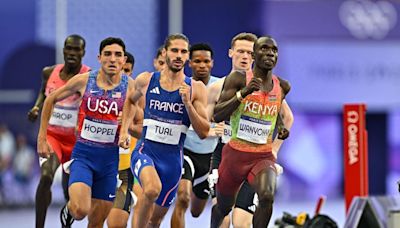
0,123,46,206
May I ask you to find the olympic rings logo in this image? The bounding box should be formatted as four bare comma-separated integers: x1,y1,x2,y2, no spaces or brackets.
339,0,397,39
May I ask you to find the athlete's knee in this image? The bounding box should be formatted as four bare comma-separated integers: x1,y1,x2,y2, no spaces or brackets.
257,190,274,207
69,202,90,220
149,215,164,227
176,188,190,209
107,217,127,228
143,183,161,202
38,172,55,188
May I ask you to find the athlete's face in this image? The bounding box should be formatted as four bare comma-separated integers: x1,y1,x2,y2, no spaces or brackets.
165,39,189,73
63,38,85,67
254,37,278,70
98,44,126,76
153,55,166,72
122,62,133,76
189,50,213,80
229,40,254,72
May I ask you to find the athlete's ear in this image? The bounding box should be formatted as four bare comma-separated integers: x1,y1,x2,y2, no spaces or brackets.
97,54,101,63
82,50,86,57
228,48,233,58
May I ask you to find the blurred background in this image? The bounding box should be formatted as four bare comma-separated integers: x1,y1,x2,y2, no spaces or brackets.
0,0,400,226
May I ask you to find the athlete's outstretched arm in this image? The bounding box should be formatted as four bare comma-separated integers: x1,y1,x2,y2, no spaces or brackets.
119,78,139,148
28,66,54,122
181,80,210,139
272,100,294,158
120,72,150,147
213,71,248,122
128,107,144,139
37,73,89,158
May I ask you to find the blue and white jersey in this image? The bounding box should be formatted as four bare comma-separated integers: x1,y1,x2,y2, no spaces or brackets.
140,71,191,149
184,75,219,154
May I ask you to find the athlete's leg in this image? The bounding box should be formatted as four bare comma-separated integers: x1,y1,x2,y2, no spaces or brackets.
251,168,277,227
68,182,92,220
35,153,59,228
132,166,161,228
190,192,208,217
232,181,256,228
149,204,170,227
211,192,236,228
232,208,253,228
88,198,113,228
171,179,192,228
107,169,134,228
61,169,70,201
107,188,130,228
211,197,231,228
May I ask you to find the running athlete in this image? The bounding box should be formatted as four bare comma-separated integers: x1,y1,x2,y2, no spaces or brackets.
37,37,133,228
211,35,292,228
106,50,142,228
122,51,135,77
119,33,210,228
208,32,258,228
153,45,166,72
208,33,293,228
27,34,89,228
170,43,222,228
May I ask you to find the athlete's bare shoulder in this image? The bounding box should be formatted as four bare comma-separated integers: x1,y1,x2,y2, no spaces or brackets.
135,71,152,88
42,65,56,81
224,70,246,90
277,76,291,96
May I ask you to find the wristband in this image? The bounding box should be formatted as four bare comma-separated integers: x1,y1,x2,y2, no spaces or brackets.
236,90,244,102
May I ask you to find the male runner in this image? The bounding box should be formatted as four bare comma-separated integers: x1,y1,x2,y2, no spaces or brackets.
27,34,89,228
153,45,166,72
122,51,135,77
211,35,292,228
107,50,142,228
119,33,210,228
208,32,258,228
37,37,133,228
170,43,222,228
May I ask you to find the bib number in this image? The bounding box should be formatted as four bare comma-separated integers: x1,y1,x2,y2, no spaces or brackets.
80,119,117,143
144,119,187,145
49,107,78,128
221,123,232,144
237,116,271,144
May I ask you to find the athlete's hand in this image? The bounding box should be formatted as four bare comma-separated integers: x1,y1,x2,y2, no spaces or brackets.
28,106,40,122
37,134,54,158
278,127,290,140
241,77,262,97
118,133,130,149
210,122,224,137
179,82,191,107
208,169,219,191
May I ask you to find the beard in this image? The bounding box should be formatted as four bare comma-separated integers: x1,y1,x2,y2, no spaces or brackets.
166,56,184,73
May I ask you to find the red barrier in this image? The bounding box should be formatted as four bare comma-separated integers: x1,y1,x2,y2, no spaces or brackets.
343,104,368,213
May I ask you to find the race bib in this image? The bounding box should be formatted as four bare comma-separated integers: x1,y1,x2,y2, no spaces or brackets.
221,123,232,144
49,106,78,128
144,119,187,145
237,116,271,144
80,119,117,143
